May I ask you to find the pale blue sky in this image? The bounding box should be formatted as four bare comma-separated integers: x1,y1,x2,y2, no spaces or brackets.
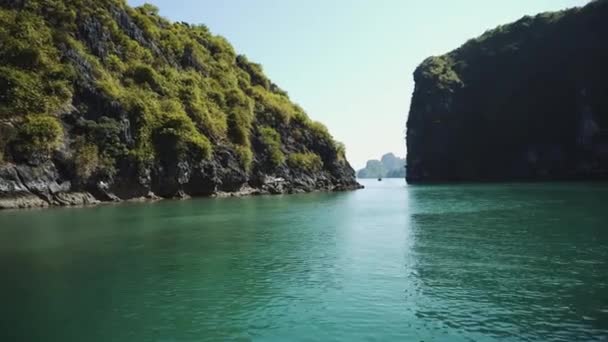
129,0,586,169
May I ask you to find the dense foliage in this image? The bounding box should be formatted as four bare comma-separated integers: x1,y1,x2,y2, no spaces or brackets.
287,152,323,172
258,126,285,167
0,0,345,180
407,0,608,182
13,115,64,160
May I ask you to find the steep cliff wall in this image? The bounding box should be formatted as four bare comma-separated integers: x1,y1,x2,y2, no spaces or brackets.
0,0,360,209
407,0,608,183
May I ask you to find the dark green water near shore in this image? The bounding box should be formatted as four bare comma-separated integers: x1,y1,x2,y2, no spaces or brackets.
1,180,607,341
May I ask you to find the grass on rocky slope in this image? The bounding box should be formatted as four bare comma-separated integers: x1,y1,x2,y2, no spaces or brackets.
0,0,346,173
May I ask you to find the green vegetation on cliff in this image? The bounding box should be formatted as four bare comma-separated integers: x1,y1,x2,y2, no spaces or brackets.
287,152,323,172
407,0,608,182
0,0,357,202
258,126,285,167
14,115,64,159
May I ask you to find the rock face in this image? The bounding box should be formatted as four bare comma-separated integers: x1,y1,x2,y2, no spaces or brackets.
0,0,360,209
358,153,406,179
406,0,608,183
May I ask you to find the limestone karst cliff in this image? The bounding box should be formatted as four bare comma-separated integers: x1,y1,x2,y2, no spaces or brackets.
0,0,360,208
407,0,608,183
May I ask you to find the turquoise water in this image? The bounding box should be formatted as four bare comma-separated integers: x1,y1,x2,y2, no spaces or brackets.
1,179,607,341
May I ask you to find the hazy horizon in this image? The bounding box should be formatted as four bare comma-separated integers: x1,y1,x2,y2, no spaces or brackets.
128,0,586,169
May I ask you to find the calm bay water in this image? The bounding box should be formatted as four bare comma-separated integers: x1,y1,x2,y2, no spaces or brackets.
1,179,607,341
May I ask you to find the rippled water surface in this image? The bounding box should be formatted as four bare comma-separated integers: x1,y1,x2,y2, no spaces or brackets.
1,180,608,341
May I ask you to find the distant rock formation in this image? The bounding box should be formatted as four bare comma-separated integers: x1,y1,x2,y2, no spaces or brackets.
406,0,608,183
358,153,406,178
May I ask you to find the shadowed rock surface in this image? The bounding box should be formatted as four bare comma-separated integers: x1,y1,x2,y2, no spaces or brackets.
406,0,608,183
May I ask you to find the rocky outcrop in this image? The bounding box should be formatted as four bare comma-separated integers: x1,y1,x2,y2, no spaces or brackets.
0,154,359,210
0,116,361,209
406,0,608,183
0,162,99,209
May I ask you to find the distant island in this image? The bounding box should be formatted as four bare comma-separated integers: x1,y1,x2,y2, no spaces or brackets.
358,153,406,179
407,0,608,183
